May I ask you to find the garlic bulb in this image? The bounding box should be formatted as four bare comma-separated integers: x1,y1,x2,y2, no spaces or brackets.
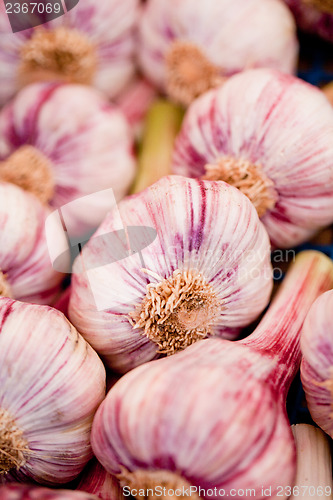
0,484,99,500
69,175,273,373
301,289,333,438
78,458,124,500
91,251,333,499
283,0,333,42
172,68,333,249
0,182,66,305
54,286,71,317
0,0,139,106
0,298,105,484
0,82,135,236
138,0,298,106
290,424,333,500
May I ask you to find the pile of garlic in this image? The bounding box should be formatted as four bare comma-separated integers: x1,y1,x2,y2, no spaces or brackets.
1,1,333,499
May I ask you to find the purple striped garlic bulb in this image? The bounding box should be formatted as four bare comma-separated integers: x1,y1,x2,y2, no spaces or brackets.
0,298,106,485
301,289,333,438
283,0,333,42
0,82,135,236
0,0,139,106
173,69,333,249
91,251,333,499
69,175,273,373
77,459,124,500
138,0,298,106
0,485,99,500
0,182,66,305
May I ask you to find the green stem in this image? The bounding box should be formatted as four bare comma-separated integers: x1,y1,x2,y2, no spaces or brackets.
130,99,184,194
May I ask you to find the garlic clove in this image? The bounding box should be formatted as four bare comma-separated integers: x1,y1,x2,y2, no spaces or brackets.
0,182,67,305
0,484,99,499
172,68,333,248
0,298,106,484
138,0,298,105
0,0,140,105
0,82,136,237
69,175,273,373
290,424,333,500
77,458,125,500
301,289,333,438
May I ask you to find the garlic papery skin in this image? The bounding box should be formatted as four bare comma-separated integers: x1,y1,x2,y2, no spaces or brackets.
91,251,333,499
172,68,333,249
0,298,106,484
283,0,333,42
301,289,333,438
77,458,124,500
138,0,298,106
290,424,333,500
0,182,66,305
0,0,139,106
0,484,99,500
69,175,273,373
0,82,136,236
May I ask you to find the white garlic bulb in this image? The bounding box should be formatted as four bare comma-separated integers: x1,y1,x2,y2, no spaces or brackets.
0,82,136,236
172,69,333,248
0,0,139,106
138,0,298,105
0,298,105,484
301,289,333,438
69,175,273,373
0,182,66,305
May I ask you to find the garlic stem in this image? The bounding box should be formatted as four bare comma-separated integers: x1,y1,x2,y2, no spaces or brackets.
242,251,333,392
0,271,12,299
290,424,333,500
18,27,97,87
0,146,54,204
130,99,184,194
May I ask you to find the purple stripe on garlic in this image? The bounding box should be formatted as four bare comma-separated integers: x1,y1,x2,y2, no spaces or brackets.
91,251,333,499
138,0,298,105
0,182,66,305
0,298,106,484
69,175,273,373
172,68,333,248
0,82,136,236
77,458,124,500
0,0,139,105
301,289,333,438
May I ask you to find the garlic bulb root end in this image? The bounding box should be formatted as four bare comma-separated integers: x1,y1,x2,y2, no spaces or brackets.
18,27,97,87
0,271,13,299
0,409,30,474
117,467,201,500
129,269,220,355
165,41,222,106
203,157,278,218
0,145,54,205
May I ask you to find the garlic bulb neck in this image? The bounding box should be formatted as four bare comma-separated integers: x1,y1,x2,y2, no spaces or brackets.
129,269,220,355
118,468,202,500
0,271,12,299
18,27,97,87
303,0,333,14
203,157,278,218
0,409,29,474
0,145,54,204
165,41,222,106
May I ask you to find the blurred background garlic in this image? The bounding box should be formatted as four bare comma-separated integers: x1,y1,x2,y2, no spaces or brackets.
77,458,124,500
0,0,139,106
0,484,99,500
283,0,333,43
0,298,105,484
301,289,333,438
0,182,66,304
69,175,273,373
138,0,298,106
0,82,136,236
172,69,333,248
91,251,333,499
